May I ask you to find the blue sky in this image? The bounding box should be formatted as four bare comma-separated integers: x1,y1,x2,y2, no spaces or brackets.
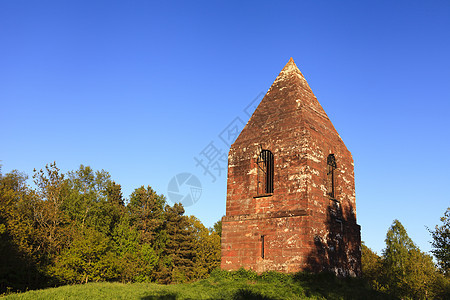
1,0,449,255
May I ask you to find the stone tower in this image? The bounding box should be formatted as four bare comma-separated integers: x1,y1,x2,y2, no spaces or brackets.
221,58,361,276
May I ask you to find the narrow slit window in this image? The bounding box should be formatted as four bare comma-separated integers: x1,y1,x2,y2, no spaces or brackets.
261,235,265,259
327,154,337,198
257,149,274,194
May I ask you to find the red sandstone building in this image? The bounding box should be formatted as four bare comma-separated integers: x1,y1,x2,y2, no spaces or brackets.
221,58,361,276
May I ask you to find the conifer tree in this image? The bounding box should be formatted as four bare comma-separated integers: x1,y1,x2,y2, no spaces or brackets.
382,219,441,299
128,186,166,244
154,203,195,283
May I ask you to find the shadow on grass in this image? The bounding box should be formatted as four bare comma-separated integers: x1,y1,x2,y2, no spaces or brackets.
140,288,277,300
141,291,178,300
208,268,396,300
292,272,397,300
232,288,276,300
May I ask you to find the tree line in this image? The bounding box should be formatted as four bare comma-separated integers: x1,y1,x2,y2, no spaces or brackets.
362,215,450,299
0,163,221,293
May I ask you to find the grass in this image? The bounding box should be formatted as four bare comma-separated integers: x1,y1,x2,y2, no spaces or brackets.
2,269,396,300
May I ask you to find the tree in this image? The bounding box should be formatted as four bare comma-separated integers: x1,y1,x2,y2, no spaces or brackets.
106,181,124,207
429,207,450,276
104,181,125,233
361,242,383,290
0,169,35,254
212,219,222,237
0,169,45,292
51,227,111,284
62,165,114,233
382,219,441,299
128,186,166,244
109,217,159,283
189,216,221,279
154,203,196,283
32,162,68,257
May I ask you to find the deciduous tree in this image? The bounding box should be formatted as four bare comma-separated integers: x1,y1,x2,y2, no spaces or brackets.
189,216,221,279
429,208,450,276
361,242,383,290
32,162,68,257
0,169,44,292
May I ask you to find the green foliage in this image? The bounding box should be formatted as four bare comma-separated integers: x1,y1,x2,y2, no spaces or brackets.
212,218,222,237
189,216,221,280
429,207,450,276
0,162,220,293
51,227,112,284
361,243,383,290
152,203,196,283
62,165,114,233
32,162,68,258
362,220,450,299
382,220,439,299
128,185,166,244
0,169,46,292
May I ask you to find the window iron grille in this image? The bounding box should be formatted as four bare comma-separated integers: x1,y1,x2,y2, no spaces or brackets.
257,149,274,194
327,154,337,198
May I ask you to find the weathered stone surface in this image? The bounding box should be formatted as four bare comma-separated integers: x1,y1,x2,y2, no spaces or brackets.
221,58,361,276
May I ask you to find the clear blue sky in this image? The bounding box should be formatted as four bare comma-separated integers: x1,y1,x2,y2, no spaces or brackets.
1,0,449,255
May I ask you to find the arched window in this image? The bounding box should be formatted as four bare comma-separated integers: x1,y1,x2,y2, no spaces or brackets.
327,154,337,198
257,149,274,194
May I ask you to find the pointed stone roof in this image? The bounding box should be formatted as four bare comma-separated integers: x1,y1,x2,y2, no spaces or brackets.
271,57,309,90
233,58,346,152
266,57,329,120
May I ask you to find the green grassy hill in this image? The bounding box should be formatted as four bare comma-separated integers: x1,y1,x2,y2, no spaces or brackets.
2,269,395,300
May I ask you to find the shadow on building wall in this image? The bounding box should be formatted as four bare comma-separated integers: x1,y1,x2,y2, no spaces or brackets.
305,201,361,277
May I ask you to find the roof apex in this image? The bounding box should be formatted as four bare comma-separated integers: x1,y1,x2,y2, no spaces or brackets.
277,57,305,79
231,57,349,155
268,57,310,95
